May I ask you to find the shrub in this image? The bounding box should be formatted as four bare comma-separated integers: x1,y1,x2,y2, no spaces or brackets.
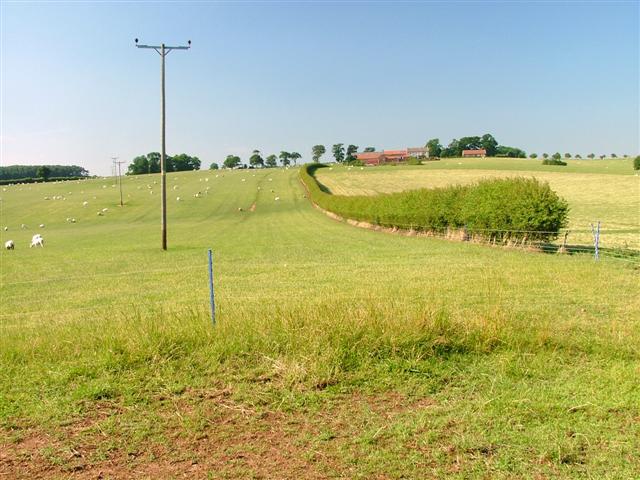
406,156,423,165
301,164,568,242
634,156,640,171
542,159,567,166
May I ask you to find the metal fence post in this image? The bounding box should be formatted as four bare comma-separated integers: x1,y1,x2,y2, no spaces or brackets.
590,221,600,261
208,249,215,324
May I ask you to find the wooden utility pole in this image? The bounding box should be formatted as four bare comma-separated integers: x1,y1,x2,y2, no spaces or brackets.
135,38,191,250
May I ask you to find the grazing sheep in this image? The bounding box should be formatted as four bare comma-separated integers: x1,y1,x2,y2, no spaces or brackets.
97,211,104,216
274,197,280,201
176,196,181,201
83,201,89,206
102,208,108,212
70,218,76,223
238,207,244,212
30,234,44,248
3,226,7,231
5,240,14,250
39,224,45,228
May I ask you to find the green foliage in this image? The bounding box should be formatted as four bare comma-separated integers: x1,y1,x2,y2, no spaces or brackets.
279,151,291,166
223,155,241,169
600,155,606,160
345,145,358,163
634,156,640,170
265,154,278,168
564,153,572,159
36,166,51,181
425,138,442,157
587,153,595,159
0,165,88,180
332,143,345,163
249,150,264,168
542,158,567,166
301,164,568,241
363,147,376,153
290,152,302,166
529,153,538,159
209,162,219,170
575,154,582,159
542,153,549,159
496,146,527,158
405,156,422,165
127,152,200,175
311,145,326,163
552,153,562,160
611,153,617,158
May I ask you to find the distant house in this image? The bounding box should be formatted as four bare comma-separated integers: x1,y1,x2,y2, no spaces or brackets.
462,149,487,158
355,147,429,165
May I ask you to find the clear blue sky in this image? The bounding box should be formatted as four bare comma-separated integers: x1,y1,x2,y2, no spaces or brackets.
1,1,638,175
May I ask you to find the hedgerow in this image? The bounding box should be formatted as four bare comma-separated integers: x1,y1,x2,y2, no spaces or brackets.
301,164,569,241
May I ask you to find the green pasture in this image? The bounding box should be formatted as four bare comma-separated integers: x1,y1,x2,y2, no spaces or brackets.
316,158,640,249
0,167,638,478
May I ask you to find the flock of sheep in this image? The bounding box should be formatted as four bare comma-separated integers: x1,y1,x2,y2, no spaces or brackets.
3,171,286,251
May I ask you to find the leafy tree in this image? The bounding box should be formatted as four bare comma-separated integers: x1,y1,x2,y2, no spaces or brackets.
542,153,549,159
279,151,291,166
425,138,442,157
587,153,595,159
332,143,345,163
496,146,526,158
290,152,302,166
0,165,89,180
311,145,326,163
345,144,359,163
634,156,640,170
529,153,538,159
364,147,376,153
170,153,201,172
209,162,219,170
249,150,264,168
223,155,241,169
265,154,277,168
599,154,606,159
564,153,571,159
611,153,617,158
440,139,459,157
36,166,51,181
575,154,582,159
552,152,562,160
480,133,498,156
623,154,628,158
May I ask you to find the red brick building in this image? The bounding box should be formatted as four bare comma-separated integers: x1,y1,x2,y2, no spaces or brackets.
461,149,487,158
355,147,429,165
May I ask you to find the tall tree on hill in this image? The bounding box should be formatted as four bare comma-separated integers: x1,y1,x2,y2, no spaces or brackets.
279,151,291,166
265,154,277,168
480,134,498,156
611,153,617,158
311,145,326,163
170,153,201,171
345,145,359,163
529,153,538,159
425,138,442,157
36,166,51,181
223,155,241,169
332,144,345,163
290,152,302,166
542,153,549,159
209,162,219,170
564,153,572,159
249,150,264,168
587,153,595,159
552,153,562,160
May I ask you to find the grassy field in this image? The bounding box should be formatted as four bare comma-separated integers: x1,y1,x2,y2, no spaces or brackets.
1,166,639,478
316,158,640,250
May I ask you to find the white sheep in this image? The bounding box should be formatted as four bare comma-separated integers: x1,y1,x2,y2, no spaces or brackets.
39,224,45,228
30,234,44,248
102,208,108,212
5,240,14,250
3,226,7,231
274,196,280,201
83,201,89,207
176,196,181,201
97,211,104,216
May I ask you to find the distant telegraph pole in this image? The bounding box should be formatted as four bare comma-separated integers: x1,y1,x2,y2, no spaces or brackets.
112,157,126,207
135,38,191,251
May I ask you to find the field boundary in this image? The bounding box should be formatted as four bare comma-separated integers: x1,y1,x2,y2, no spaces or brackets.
299,166,639,263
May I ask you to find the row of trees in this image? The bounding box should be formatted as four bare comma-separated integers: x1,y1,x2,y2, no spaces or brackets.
426,134,526,158
0,165,89,180
127,153,201,175
212,150,302,170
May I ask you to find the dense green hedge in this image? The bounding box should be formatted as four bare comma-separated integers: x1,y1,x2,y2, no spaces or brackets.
542,159,567,166
0,176,88,186
301,164,569,241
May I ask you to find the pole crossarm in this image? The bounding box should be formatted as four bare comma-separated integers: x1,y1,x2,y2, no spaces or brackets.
136,44,190,56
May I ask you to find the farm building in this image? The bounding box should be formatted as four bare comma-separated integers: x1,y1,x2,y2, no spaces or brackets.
461,149,487,157
355,147,429,165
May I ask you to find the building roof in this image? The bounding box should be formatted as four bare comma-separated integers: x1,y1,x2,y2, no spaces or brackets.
355,152,384,159
462,149,487,155
407,147,428,153
383,150,408,155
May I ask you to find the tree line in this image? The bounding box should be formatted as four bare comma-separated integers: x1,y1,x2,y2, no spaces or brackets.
0,165,90,181
212,150,302,170
425,134,526,158
127,153,201,175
